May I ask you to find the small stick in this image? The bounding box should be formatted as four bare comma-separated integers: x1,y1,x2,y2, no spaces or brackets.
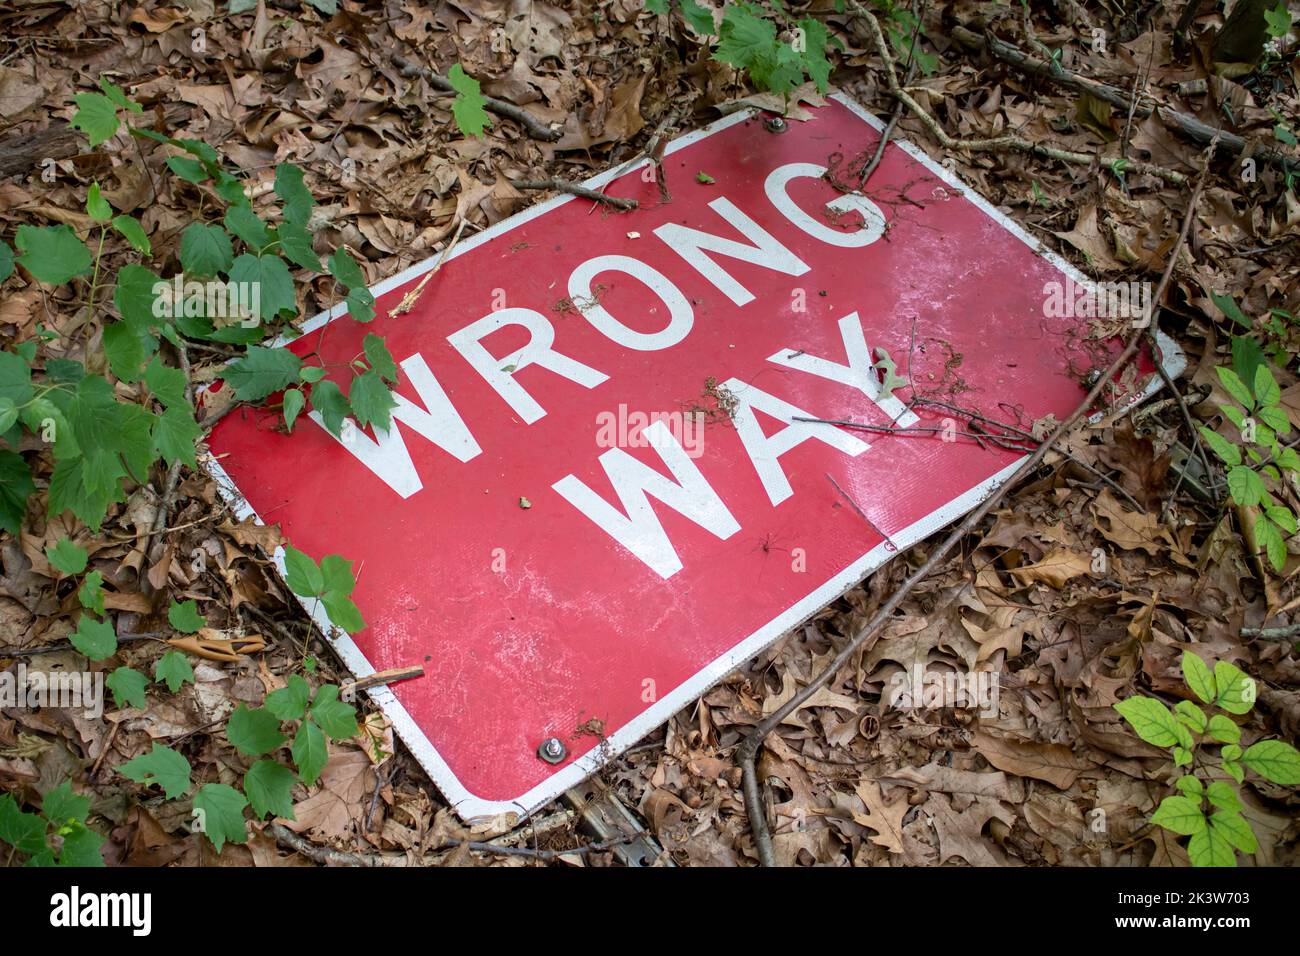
391,55,562,142
826,473,900,551
513,178,638,210
340,665,425,696
389,219,468,318
1241,623,1300,641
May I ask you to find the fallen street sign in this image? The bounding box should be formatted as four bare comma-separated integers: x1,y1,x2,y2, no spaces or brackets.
206,94,1181,821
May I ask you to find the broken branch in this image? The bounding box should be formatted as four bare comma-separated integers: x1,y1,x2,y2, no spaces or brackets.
391,55,563,142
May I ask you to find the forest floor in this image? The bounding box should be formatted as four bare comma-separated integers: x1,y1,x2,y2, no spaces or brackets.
0,0,1298,866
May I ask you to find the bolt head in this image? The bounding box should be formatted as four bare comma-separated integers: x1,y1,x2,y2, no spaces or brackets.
538,737,567,763
764,116,787,133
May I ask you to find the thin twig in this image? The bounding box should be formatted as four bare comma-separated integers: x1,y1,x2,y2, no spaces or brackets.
844,4,1188,184
391,55,562,142
512,178,638,210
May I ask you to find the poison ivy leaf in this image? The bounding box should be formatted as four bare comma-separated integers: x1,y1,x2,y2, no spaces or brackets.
1207,714,1241,744
1151,794,1207,836
1213,660,1256,714
0,794,48,854
167,599,205,634
244,760,297,820
46,538,87,575
71,92,119,146
1174,700,1206,733
118,744,192,799
0,451,34,535
1226,465,1266,507
1222,757,1245,784
1205,781,1241,813
0,240,13,283
1188,825,1236,867
154,650,195,693
1172,745,1192,767
1181,651,1216,704
224,346,302,401
292,718,328,786
106,666,148,710
1253,364,1281,409
284,545,324,597
1197,427,1240,467
282,386,305,432
265,674,310,721
226,705,285,757
448,64,492,137
1210,810,1257,855
1175,775,1203,797
644,0,668,12
42,781,90,827
309,379,350,437
111,215,150,254
70,616,116,661
310,685,358,740
1216,366,1254,409
320,554,356,596
349,369,396,431
1114,695,1182,748
15,225,93,285
363,334,398,383
228,253,296,322
179,223,234,277
78,570,105,616
1257,517,1287,572
321,591,365,632
275,164,314,226
191,783,248,852
1241,739,1300,784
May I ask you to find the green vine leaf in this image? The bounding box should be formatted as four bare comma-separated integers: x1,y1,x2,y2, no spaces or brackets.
1241,739,1300,784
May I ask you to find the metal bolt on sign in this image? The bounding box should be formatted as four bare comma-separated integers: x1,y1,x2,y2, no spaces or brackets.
764,115,787,133
538,737,567,764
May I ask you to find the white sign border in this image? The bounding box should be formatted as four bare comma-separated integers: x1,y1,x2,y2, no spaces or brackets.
204,92,1185,822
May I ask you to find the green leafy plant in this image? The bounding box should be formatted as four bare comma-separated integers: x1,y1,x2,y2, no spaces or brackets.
448,64,492,138
2,76,384,856
1195,330,1298,572
1114,651,1300,866
0,781,105,866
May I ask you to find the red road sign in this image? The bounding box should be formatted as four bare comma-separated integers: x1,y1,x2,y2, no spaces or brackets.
206,95,1180,820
